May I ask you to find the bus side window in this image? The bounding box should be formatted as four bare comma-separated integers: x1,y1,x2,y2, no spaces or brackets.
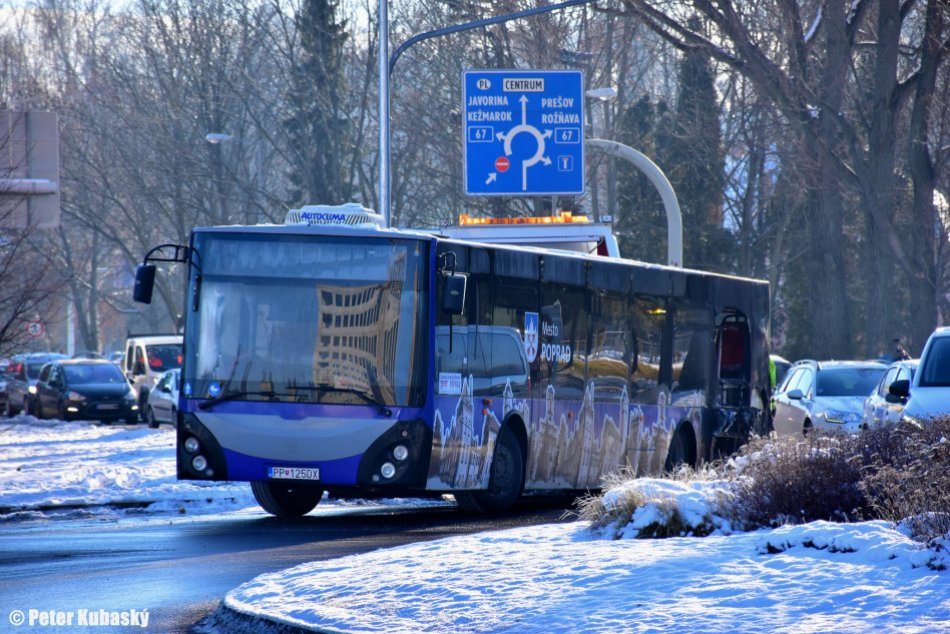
672,306,714,394
631,298,663,402
590,289,631,400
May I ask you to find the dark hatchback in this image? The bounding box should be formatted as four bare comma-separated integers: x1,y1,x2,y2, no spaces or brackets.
34,359,139,423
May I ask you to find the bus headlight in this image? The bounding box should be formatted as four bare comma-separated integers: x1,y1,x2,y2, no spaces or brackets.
184,437,200,453
393,445,409,461
192,455,208,471
380,462,396,479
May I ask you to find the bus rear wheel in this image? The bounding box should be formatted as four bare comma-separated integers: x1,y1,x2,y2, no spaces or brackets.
455,426,524,514
250,481,322,518
664,427,691,472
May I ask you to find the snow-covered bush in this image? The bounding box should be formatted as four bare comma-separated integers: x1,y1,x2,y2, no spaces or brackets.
576,468,739,539
726,433,870,526
859,416,950,544
579,417,950,548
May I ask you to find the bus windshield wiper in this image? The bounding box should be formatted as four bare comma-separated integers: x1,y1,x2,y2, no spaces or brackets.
198,390,276,411
293,383,392,417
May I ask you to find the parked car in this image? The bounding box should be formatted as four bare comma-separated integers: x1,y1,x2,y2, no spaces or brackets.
145,368,179,428
4,352,68,416
863,359,918,428
891,327,950,425
33,359,139,424
772,360,887,435
124,334,183,417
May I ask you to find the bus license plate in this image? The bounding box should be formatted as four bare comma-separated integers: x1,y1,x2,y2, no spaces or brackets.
268,466,320,481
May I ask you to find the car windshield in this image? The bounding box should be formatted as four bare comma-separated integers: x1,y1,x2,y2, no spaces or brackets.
65,364,126,385
919,337,950,387
816,367,885,397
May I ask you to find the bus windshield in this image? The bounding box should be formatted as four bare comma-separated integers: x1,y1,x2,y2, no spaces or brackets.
184,232,429,407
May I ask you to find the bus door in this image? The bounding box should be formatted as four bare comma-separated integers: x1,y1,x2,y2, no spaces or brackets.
716,313,751,408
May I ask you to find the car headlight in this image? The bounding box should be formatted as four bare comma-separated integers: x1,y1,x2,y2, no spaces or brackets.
67,391,86,402
823,409,861,424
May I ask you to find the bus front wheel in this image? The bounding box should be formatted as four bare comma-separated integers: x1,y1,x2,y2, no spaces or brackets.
250,481,322,518
455,426,524,514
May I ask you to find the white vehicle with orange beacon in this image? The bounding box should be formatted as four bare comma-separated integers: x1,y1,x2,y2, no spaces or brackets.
438,212,620,257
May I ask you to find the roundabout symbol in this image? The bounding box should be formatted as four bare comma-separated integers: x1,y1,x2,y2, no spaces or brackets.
494,95,553,191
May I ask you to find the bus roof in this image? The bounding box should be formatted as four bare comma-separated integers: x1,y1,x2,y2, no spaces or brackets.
191,222,766,289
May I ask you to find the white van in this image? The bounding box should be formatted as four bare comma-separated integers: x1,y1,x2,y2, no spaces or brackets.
124,334,183,416
438,212,620,257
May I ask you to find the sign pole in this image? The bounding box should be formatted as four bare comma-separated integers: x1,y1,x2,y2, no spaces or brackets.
378,0,391,227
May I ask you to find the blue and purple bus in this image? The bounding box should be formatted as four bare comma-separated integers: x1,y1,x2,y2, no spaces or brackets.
133,205,771,516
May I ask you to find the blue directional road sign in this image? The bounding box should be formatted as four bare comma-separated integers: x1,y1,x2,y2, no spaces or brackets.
463,69,584,196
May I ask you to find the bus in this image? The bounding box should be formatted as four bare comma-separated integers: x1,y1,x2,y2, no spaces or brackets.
133,204,771,517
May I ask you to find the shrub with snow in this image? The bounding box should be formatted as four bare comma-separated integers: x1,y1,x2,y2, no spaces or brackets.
579,416,950,555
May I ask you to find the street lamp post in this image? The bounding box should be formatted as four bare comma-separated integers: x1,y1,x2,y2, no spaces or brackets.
585,86,617,222
378,0,604,227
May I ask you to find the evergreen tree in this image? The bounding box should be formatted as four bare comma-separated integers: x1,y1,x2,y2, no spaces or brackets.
665,28,730,272
284,0,350,206
615,96,666,264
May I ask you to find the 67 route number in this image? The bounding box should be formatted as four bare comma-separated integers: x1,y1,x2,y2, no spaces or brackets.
268,466,320,481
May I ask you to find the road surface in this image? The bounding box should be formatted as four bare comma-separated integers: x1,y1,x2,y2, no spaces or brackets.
0,501,572,632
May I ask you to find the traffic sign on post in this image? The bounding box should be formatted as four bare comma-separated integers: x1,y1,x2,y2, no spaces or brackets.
463,70,584,196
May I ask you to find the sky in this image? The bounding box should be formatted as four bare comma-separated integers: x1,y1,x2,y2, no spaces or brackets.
2,415,948,633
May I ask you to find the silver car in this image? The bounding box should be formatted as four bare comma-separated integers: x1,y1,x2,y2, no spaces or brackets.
145,368,180,428
772,360,887,435
863,359,918,428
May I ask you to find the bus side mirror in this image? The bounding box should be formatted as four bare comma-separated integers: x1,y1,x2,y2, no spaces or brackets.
133,264,157,304
442,274,467,315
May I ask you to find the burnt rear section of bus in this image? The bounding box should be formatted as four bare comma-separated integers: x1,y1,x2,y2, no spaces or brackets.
428,238,770,495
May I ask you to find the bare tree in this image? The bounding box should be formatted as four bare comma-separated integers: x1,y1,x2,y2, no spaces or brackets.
621,0,949,356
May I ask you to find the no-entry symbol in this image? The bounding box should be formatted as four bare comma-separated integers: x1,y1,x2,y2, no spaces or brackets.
495,156,510,173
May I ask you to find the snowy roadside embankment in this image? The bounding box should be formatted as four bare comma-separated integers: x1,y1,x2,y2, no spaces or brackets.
0,415,255,519
211,477,950,633
218,516,949,633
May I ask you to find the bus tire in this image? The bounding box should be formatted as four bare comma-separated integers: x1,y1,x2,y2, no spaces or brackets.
460,426,524,514
250,481,322,518
664,427,691,472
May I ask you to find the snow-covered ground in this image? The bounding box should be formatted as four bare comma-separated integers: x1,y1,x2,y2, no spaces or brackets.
0,415,448,521
218,482,949,633
0,415,256,520
4,415,948,632
221,519,948,633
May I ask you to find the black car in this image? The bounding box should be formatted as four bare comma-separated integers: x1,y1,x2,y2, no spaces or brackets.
34,359,139,423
